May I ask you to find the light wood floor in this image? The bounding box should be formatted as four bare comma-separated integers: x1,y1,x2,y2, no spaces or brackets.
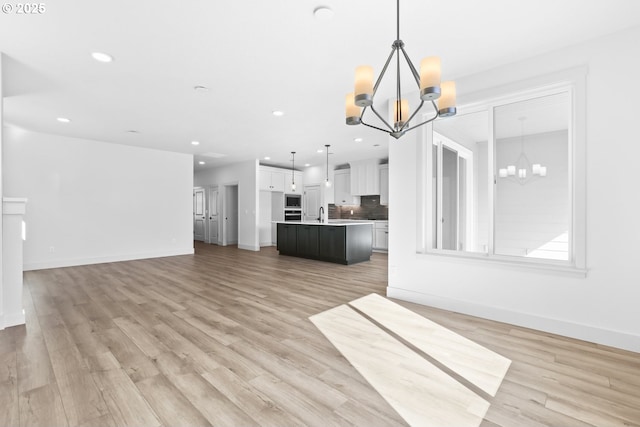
0,243,638,426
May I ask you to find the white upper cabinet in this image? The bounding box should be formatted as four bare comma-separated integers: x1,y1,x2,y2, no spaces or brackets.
379,164,389,206
334,169,360,206
349,159,381,195
259,167,286,192
260,166,303,193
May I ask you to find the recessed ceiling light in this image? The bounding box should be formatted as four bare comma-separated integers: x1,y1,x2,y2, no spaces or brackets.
191,141,200,146
272,110,284,117
57,117,71,123
313,6,334,20
354,137,363,142
91,52,113,63
198,161,205,165
305,163,311,167
264,156,271,160
317,149,324,153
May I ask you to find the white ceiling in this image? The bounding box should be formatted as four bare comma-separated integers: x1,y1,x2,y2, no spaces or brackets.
2,0,640,170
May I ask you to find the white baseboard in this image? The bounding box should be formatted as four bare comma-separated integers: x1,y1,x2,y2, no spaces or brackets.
0,310,26,330
23,247,195,271
387,286,640,354
238,244,260,251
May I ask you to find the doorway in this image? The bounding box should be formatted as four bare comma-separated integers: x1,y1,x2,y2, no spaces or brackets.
208,186,219,245
303,185,321,222
193,187,206,242
223,184,239,245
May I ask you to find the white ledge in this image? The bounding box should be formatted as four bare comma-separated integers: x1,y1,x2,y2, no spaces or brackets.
3,197,28,215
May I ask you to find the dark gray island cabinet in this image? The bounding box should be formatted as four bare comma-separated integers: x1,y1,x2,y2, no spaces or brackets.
276,222,373,264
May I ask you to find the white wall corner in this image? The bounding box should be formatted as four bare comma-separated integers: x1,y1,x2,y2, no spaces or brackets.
2,197,28,330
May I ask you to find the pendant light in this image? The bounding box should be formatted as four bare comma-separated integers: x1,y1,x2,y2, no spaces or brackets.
345,0,457,139
290,151,296,191
324,144,332,187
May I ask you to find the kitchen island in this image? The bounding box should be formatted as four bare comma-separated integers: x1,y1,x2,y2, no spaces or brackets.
276,221,373,265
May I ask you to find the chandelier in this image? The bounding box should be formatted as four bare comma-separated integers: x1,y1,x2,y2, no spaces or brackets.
345,0,457,139
498,117,547,184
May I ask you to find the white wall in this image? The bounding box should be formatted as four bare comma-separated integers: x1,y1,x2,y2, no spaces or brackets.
194,160,259,251
388,26,640,352
3,127,194,270
259,191,271,246
1,53,5,324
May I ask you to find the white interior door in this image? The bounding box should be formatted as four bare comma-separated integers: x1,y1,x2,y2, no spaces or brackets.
193,188,206,242
224,185,239,245
303,185,321,222
208,187,219,244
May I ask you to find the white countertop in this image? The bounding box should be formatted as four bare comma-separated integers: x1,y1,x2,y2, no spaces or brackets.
273,220,373,226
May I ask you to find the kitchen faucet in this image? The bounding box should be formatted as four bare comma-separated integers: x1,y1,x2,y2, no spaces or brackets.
318,206,325,223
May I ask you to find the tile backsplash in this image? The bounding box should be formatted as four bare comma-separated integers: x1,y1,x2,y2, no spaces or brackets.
328,195,388,220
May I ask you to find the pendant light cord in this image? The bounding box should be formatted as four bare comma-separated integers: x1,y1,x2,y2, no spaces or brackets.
396,0,400,41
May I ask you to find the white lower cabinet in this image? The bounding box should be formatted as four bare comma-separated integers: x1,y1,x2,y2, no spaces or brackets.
373,221,388,251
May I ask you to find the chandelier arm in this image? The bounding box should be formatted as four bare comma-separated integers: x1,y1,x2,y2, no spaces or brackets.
403,110,439,133
359,105,394,133
399,46,421,86
360,121,393,135
399,100,425,131
373,46,398,95
396,45,402,125
368,103,396,132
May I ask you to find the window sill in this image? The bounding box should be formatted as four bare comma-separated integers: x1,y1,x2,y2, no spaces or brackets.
417,249,587,278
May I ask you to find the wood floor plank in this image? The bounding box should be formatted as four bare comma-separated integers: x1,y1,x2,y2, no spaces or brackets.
171,372,259,426
249,372,350,427
16,334,56,395
201,367,305,427
53,370,110,427
0,349,20,427
230,338,348,410
91,368,161,427
3,243,637,427
150,322,220,374
19,383,69,427
135,374,211,427
95,328,159,383
112,317,169,359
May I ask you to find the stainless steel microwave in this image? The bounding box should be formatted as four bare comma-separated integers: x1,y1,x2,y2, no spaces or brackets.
285,194,301,209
